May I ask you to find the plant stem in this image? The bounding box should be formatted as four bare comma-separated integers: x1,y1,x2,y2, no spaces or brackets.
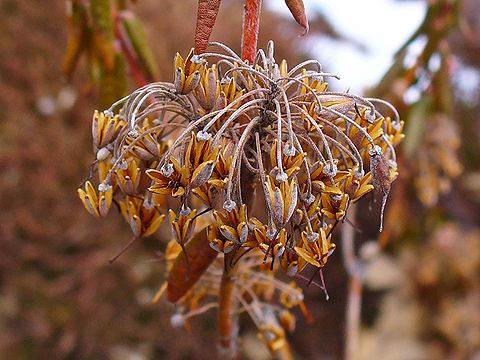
241,0,262,63
114,12,148,87
345,275,362,360
342,205,362,360
273,340,295,360
218,259,240,359
217,166,257,358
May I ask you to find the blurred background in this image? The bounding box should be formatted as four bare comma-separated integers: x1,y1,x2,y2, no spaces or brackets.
0,0,479,359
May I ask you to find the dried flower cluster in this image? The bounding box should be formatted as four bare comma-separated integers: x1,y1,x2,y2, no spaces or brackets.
79,41,403,354
414,112,462,207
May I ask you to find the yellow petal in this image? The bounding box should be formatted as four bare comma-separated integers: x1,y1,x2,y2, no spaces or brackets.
219,225,238,243
171,186,185,197
148,184,171,195
85,181,98,203
77,189,100,217
294,246,320,267
146,169,167,182
143,214,165,237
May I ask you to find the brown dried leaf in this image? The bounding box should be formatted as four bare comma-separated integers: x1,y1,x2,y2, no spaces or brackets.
194,0,222,54
285,0,309,35
167,227,218,303
370,146,391,232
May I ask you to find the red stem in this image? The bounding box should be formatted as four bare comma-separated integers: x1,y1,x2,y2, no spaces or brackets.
241,0,262,63
114,11,148,87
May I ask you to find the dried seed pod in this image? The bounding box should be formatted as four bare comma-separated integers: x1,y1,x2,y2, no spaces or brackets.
161,162,174,177
96,147,110,161
174,67,185,93
183,71,201,94
369,145,391,232
223,199,236,212
196,130,211,141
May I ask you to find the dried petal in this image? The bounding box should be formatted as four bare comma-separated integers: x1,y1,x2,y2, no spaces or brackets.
190,160,215,188
369,146,391,232
294,246,320,267
167,227,218,303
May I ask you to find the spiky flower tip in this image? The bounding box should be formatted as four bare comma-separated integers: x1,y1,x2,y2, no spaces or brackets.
79,41,403,353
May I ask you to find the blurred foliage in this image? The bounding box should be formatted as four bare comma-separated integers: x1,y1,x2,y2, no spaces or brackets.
359,1,480,359
1,0,479,359
373,0,463,208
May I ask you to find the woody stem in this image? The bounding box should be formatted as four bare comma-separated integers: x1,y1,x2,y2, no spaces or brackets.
241,0,262,63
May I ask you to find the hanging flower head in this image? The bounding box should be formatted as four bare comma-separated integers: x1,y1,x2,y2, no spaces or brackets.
78,41,403,355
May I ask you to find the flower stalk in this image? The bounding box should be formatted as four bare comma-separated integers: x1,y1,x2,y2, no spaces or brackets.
218,259,240,359
342,205,362,360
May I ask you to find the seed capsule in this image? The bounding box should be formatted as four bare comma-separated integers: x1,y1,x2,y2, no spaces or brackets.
223,199,236,212
98,182,111,192
283,143,296,156
161,162,174,177
276,171,288,183
322,162,337,177
96,147,110,161
196,130,211,141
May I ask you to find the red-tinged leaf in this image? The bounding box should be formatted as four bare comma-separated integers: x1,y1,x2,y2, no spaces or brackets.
241,0,262,63
194,0,222,54
120,11,159,81
167,227,218,303
285,0,309,35
114,11,149,87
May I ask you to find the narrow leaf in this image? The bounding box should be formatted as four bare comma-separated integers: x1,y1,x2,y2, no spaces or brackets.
285,0,309,35
167,227,218,303
120,11,159,80
98,54,127,109
63,2,87,78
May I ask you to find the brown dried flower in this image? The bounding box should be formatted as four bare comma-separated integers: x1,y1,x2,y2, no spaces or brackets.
78,41,403,357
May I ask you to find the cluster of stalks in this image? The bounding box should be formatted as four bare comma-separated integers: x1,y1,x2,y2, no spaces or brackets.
78,41,403,358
